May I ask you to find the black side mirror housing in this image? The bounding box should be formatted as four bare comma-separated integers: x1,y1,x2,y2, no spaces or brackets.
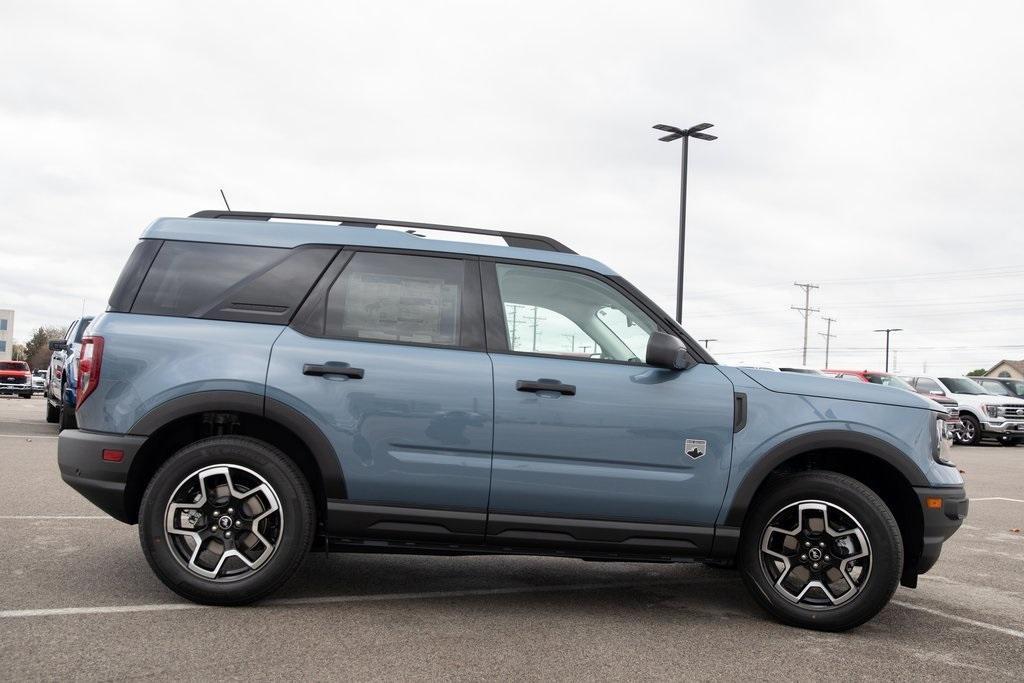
48,339,68,351
646,331,692,370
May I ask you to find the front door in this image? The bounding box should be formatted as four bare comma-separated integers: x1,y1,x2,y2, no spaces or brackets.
483,262,734,556
267,250,493,544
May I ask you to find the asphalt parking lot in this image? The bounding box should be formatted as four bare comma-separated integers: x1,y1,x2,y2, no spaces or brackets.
1,396,1022,680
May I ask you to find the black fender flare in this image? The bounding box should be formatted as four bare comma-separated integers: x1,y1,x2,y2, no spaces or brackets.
722,429,929,527
129,390,346,500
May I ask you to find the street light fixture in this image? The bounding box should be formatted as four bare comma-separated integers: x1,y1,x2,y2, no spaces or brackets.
652,122,717,322
873,328,903,372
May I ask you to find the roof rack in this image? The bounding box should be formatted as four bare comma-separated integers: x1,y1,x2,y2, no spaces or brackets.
189,210,576,254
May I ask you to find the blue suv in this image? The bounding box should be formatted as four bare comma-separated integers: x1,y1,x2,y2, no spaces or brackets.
58,210,967,631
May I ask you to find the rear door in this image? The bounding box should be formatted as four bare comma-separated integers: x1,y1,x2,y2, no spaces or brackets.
266,250,494,544
482,261,735,556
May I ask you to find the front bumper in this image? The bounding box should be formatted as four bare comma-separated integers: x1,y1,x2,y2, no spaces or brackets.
981,419,1024,436
0,382,32,395
58,429,145,523
913,485,968,575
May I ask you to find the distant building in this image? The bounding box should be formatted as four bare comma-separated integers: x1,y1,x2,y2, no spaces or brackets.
985,359,1024,380
0,308,13,361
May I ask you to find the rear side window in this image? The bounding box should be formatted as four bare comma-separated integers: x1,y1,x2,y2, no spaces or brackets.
324,252,465,346
131,241,336,323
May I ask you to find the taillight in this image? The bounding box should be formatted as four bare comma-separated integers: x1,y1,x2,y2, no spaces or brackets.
76,336,104,409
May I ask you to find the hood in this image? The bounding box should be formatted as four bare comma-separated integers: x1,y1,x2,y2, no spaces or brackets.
738,367,938,411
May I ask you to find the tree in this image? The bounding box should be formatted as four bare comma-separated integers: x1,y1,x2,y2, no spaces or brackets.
965,368,986,377
23,325,67,371
11,343,26,361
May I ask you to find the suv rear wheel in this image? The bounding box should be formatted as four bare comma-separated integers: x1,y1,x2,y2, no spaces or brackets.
138,436,315,605
739,471,902,632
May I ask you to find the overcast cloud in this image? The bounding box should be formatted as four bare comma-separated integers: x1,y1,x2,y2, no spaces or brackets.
1,1,1021,373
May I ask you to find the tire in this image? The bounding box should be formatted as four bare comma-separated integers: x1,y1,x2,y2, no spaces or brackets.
58,403,77,431
959,415,982,446
45,398,59,423
138,436,315,605
20,392,32,399
739,471,903,632
998,435,1021,447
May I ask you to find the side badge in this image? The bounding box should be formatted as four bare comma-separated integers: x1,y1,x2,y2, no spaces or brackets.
684,439,707,460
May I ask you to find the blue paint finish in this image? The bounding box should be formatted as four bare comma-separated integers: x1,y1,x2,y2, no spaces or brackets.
142,217,615,275
74,313,283,434
715,365,963,526
266,328,494,511
740,367,935,410
488,355,735,525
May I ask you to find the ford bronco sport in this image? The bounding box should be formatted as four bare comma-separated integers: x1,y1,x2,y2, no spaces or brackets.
58,210,967,631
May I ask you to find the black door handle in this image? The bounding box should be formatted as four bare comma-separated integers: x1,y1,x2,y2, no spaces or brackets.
516,378,576,396
303,363,365,379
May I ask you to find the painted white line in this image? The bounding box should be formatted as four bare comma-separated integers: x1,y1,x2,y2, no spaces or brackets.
0,434,57,439
0,578,704,619
891,600,1024,640
0,515,112,520
971,497,1024,503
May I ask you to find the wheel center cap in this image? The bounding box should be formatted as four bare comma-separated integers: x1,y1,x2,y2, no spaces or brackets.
218,515,233,530
807,547,823,562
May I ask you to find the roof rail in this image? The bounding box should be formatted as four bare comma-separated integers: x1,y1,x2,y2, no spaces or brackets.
189,210,576,254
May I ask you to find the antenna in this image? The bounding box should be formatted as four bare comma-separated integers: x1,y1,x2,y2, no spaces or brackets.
219,189,232,211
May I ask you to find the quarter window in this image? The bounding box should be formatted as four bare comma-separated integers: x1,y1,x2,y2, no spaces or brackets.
494,263,659,363
325,252,465,347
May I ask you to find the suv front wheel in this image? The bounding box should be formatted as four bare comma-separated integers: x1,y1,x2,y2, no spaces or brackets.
739,471,903,632
138,436,315,605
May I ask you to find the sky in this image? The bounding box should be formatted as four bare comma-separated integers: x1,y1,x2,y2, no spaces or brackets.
1,1,1022,374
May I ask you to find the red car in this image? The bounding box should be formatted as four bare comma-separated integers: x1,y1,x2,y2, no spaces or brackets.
0,360,33,398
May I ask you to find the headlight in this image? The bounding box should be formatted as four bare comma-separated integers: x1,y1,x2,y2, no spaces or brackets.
934,417,955,466
982,404,999,418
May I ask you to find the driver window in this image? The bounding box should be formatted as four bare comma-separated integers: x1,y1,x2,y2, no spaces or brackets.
494,263,659,363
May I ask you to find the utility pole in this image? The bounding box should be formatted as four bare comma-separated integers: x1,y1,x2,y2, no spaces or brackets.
873,328,903,372
530,306,545,352
699,338,718,350
563,334,576,353
791,283,820,365
818,316,837,368
652,122,717,321
509,305,519,349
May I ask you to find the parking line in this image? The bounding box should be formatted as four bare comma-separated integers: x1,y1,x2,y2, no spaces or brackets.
0,515,113,520
891,600,1024,640
0,578,707,619
971,497,1024,503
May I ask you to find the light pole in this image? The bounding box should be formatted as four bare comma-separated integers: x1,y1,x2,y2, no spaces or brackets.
874,328,902,372
653,122,717,322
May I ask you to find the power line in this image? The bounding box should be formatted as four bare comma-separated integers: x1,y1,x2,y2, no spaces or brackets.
791,283,819,365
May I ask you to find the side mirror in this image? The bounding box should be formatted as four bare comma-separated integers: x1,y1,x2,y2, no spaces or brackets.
646,331,692,370
929,390,944,396
48,339,68,351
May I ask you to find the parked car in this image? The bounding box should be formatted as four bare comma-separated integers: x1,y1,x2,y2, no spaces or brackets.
827,370,962,440
777,366,828,376
58,209,967,632
975,376,1024,400
32,369,47,393
902,375,1024,446
0,360,33,398
45,316,94,429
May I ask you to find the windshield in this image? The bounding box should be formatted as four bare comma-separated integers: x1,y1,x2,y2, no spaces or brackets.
939,377,989,395
0,362,29,371
1005,380,1024,398
865,373,915,391
979,381,1014,397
